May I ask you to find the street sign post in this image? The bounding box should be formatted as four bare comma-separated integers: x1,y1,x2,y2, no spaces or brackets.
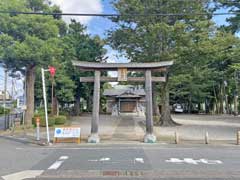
49,66,56,116
36,117,40,141
49,66,56,77
41,68,50,144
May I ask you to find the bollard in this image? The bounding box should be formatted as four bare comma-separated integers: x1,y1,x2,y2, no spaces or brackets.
237,131,240,145
205,132,209,144
175,132,179,144
36,117,40,141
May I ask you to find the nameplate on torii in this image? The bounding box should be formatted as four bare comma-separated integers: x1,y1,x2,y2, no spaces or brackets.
118,68,128,81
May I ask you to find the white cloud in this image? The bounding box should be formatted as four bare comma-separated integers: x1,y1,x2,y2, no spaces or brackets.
50,0,103,24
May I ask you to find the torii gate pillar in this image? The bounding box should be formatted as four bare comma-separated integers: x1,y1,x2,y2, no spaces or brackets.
88,70,100,143
144,70,156,143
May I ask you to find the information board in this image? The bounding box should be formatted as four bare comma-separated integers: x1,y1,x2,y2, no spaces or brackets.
54,127,81,138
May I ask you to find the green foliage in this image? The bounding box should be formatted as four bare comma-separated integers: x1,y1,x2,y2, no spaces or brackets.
0,0,63,71
0,107,10,115
109,0,240,114
32,113,66,126
32,114,55,127
32,113,44,126
54,115,67,125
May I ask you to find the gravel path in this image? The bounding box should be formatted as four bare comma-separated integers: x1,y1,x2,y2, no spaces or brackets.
153,114,240,140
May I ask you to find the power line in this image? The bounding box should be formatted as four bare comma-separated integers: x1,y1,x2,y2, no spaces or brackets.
0,11,239,17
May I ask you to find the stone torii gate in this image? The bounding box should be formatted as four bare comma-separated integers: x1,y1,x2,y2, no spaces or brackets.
72,61,173,143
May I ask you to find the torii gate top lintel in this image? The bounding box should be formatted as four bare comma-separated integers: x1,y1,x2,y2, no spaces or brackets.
72,60,173,71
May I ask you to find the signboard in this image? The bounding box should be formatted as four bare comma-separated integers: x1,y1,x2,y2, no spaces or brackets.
118,68,128,81
54,127,81,138
49,66,56,77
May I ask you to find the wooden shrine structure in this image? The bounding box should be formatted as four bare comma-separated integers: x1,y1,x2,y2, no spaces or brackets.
72,60,173,143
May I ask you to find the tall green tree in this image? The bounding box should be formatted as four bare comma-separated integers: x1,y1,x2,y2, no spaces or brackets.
108,0,211,126
61,20,106,115
0,0,65,124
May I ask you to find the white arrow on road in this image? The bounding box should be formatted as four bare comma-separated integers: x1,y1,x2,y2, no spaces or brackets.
166,158,223,165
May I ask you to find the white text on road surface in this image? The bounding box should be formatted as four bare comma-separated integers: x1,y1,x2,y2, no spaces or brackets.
166,158,223,165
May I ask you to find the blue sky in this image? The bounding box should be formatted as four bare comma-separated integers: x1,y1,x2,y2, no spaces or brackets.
88,0,117,38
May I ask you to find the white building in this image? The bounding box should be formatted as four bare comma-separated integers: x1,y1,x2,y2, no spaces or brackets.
0,90,11,101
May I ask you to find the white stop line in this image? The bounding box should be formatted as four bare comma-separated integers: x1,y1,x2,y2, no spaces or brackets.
166,158,223,165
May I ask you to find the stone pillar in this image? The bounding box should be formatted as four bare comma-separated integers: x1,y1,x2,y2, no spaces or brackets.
144,70,156,143
88,70,100,143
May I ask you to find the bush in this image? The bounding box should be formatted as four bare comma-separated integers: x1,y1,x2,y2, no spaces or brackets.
32,113,44,126
153,115,160,125
0,107,10,115
54,115,66,125
46,116,56,127
35,107,51,114
32,114,55,127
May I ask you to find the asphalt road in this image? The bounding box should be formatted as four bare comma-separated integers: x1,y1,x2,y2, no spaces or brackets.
1,137,240,180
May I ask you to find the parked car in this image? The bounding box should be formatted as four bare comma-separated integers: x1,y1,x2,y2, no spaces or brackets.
173,103,184,113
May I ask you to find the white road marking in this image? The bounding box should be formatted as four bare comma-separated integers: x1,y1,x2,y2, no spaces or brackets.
166,158,223,165
199,159,223,164
89,157,111,162
48,160,64,170
16,147,23,150
2,170,43,180
166,158,183,164
59,156,69,160
88,159,98,162
134,158,144,163
48,155,69,170
99,157,110,161
183,158,198,165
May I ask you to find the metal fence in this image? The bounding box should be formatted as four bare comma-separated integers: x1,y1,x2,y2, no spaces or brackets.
0,113,23,130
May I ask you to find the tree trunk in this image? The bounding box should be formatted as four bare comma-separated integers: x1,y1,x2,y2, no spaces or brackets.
51,80,57,116
87,94,93,112
51,96,58,116
234,94,238,116
219,84,224,114
225,95,229,114
74,94,81,116
56,99,59,116
213,85,219,114
188,95,192,114
25,65,36,125
159,74,180,126
153,84,160,116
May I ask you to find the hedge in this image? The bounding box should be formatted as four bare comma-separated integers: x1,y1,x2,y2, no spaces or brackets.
54,115,66,125
0,107,10,115
32,114,66,127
